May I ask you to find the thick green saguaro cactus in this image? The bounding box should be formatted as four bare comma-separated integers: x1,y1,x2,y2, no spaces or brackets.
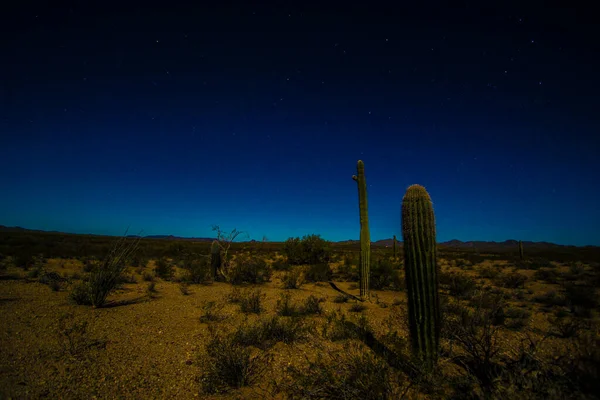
518,240,524,261
211,240,221,280
352,160,370,301
393,235,397,259
402,184,440,367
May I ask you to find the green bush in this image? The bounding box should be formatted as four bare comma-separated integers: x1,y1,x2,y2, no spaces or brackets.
370,257,403,290
303,263,332,282
154,257,174,280
284,234,331,265
227,253,272,285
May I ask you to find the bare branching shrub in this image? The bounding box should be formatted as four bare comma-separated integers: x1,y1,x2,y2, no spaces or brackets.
211,225,249,282
56,312,105,359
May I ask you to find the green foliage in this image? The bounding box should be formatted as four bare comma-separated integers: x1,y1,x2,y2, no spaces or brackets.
227,253,272,285
370,256,404,290
281,267,305,289
302,263,332,282
283,234,331,265
352,159,371,300
402,184,440,367
154,257,174,280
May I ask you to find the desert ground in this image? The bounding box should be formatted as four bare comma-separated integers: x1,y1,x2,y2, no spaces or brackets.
1,233,599,399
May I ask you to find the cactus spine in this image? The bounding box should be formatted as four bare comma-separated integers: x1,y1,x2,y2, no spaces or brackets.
402,184,440,367
393,235,397,259
352,160,370,301
518,240,524,260
211,240,221,280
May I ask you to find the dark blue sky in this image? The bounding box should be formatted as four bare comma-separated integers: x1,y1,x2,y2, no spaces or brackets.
1,2,599,245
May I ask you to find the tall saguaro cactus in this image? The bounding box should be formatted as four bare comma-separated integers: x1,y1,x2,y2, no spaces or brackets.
352,160,370,301
211,240,221,280
402,184,440,367
518,240,524,261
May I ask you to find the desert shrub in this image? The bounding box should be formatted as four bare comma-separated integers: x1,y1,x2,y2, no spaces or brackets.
199,301,227,323
142,271,155,282
337,255,359,281
227,253,272,285
494,272,527,289
279,341,402,399
179,282,190,295
275,292,299,316
14,253,34,270
548,313,586,338
56,312,105,358
370,257,403,290
239,288,264,314
322,310,372,342
533,290,567,307
154,257,174,280
146,281,157,295
181,257,212,284
442,300,505,392
349,302,367,313
479,266,500,279
271,258,290,271
563,283,597,317
334,294,350,303
560,330,600,397
504,307,530,331
303,263,332,282
284,234,331,265
225,287,243,304
117,272,137,284
231,316,310,350
440,272,478,299
534,268,560,284
69,281,92,305
301,295,324,315
199,327,272,394
281,267,305,289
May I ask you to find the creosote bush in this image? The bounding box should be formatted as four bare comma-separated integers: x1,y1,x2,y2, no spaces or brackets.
283,234,331,265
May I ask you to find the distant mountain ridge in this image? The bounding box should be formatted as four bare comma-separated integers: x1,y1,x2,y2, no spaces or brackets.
0,225,596,248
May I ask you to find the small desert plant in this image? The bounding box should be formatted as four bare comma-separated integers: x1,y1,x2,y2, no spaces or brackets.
479,266,500,279
275,292,299,317
548,313,585,338
534,268,560,284
239,288,264,314
300,295,324,315
231,316,310,350
142,271,155,282
146,281,157,295
56,312,104,358
271,258,291,271
494,272,527,289
199,301,227,323
563,283,597,317
181,257,212,284
154,257,174,280
279,341,402,399
199,326,272,394
179,282,190,295
69,281,93,305
533,290,567,307
281,267,305,289
349,302,367,312
440,272,478,299
504,307,530,331
333,294,350,303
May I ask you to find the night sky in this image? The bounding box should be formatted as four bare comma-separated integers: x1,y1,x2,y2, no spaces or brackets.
1,2,599,245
